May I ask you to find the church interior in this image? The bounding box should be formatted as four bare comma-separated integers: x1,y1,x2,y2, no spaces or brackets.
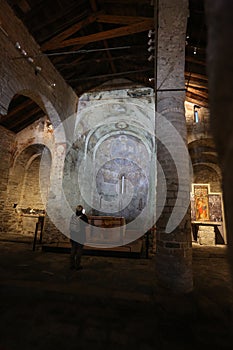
0,0,233,349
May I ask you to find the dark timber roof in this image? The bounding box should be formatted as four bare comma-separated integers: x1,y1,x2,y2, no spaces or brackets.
2,0,207,133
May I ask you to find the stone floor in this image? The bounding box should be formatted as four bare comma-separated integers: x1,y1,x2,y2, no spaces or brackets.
0,240,233,350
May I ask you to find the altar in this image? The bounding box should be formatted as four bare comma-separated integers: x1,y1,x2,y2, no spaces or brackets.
85,216,126,246
191,221,225,245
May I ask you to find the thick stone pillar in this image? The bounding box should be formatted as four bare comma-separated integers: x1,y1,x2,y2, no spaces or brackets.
205,1,233,272
155,0,193,293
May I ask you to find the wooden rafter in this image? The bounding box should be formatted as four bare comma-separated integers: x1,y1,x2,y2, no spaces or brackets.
185,95,208,108
96,14,153,24
42,19,154,51
185,72,208,81
41,13,152,51
41,12,102,50
186,86,208,99
186,82,208,90
186,56,206,66
0,99,34,121
5,107,43,128
89,0,116,74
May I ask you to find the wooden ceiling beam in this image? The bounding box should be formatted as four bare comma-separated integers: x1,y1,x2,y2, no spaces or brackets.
89,0,117,74
98,0,152,4
186,56,206,66
18,0,31,13
42,19,154,51
186,86,208,99
185,72,208,81
68,68,152,82
56,52,146,68
185,96,208,108
4,107,43,129
186,82,208,90
186,91,208,105
0,99,34,121
41,12,102,50
96,14,153,24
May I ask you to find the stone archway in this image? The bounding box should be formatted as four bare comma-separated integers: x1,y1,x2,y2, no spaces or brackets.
4,144,52,237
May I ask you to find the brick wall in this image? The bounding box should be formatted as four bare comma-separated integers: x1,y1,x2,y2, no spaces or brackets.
0,0,78,238
193,165,221,193
0,126,15,232
0,1,77,123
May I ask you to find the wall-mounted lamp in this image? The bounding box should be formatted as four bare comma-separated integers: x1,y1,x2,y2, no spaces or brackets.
21,49,27,56
148,46,154,52
148,29,155,38
27,57,34,63
194,104,201,123
148,38,154,46
15,41,21,50
148,55,155,62
35,65,42,75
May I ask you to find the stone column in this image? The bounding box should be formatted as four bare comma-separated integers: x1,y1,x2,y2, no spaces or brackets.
155,0,193,293
205,1,233,272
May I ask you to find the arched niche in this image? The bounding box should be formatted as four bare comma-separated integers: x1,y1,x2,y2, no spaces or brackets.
6,144,52,235
10,144,51,209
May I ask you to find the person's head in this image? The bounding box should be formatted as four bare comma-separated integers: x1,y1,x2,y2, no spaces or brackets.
76,205,83,216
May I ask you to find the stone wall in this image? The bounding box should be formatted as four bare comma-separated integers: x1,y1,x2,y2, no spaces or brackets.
0,0,78,239
0,0,77,125
1,117,53,236
0,126,15,232
185,101,222,193
185,101,211,144
193,166,221,193
155,0,193,293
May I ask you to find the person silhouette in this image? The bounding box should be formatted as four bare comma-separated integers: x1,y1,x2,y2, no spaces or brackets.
69,205,88,270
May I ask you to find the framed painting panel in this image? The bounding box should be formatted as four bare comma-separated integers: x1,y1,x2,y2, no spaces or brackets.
192,184,210,221
208,193,223,222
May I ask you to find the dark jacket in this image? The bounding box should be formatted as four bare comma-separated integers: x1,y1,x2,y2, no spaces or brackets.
70,213,88,244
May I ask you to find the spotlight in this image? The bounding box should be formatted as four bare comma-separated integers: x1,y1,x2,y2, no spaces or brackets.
193,47,197,55
148,39,154,46
35,66,42,75
149,78,154,82
148,55,154,62
148,46,154,52
148,29,155,38
21,49,27,56
50,82,56,87
15,42,21,50
27,57,34,63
